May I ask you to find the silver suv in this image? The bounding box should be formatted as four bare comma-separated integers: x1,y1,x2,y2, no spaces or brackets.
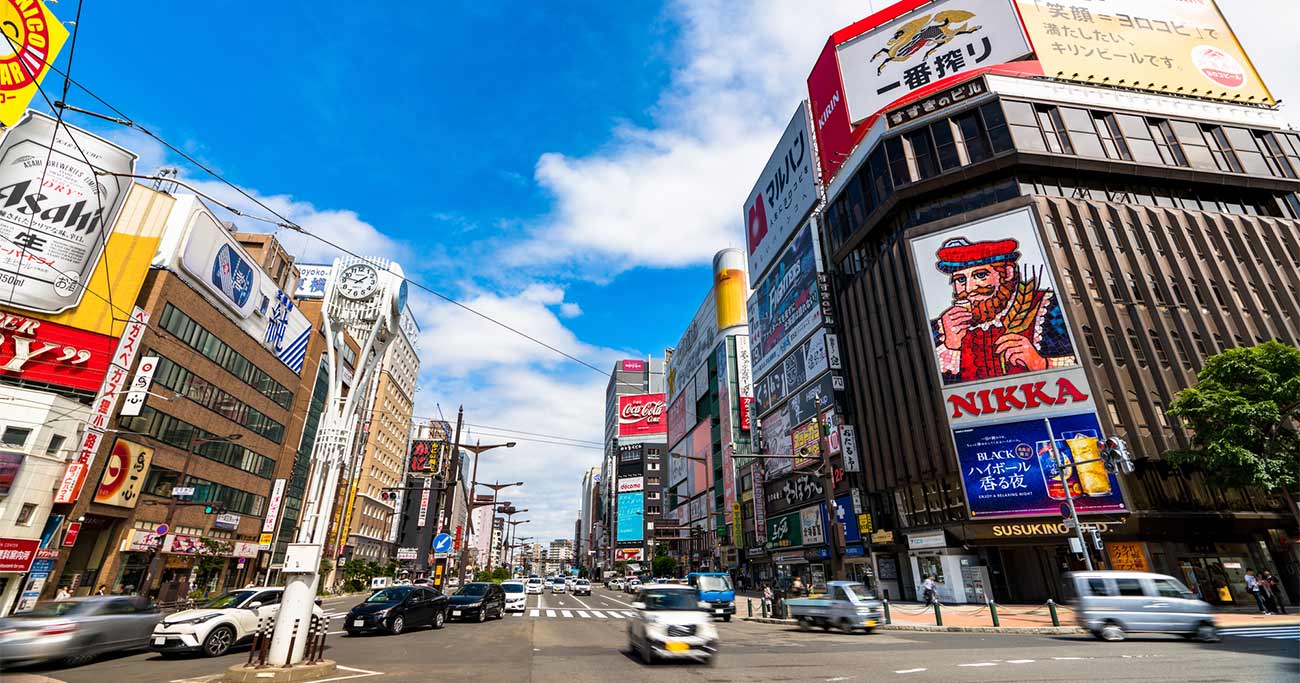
1067,570,1218,642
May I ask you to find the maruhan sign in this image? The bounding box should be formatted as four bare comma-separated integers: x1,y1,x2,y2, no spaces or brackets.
743,102,818,287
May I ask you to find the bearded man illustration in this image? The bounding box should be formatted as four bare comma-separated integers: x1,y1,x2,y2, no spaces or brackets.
930,237,1075,384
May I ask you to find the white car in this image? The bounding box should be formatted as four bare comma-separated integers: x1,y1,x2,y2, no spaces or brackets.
627,584,718,665
150,588,323,658
548,578,566,593
502,581,528,612
526,578,545,594
609,578,625,591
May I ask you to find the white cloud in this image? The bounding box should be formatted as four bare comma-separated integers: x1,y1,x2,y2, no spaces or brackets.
1221,1,1300,125
503,0,869,277
559,302,582,318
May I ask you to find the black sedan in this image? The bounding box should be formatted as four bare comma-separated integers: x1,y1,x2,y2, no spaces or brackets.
447,582,506,622
345,586,448,636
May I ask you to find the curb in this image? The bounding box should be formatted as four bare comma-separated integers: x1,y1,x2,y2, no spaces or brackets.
742,617,1087,635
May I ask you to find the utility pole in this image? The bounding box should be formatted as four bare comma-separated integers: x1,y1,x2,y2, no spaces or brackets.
813,397,845,582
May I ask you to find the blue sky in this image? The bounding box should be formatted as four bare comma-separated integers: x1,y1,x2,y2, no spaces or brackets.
44,1,1300,545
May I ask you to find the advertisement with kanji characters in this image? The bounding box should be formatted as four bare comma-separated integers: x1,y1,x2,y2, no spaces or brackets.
747,224,825,381
94,439,153,509
1017,0,1274,106
954,411,1126,518
743,102,819,286
835,0,1032,126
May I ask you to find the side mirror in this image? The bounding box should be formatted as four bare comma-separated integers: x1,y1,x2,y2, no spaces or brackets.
631,601,646,610
698,601,711,611
247,601,263,610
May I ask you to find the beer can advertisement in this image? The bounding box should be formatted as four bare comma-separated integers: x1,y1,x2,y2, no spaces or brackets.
1017,0,1274,106
953,411,1126,518
617,393,667,437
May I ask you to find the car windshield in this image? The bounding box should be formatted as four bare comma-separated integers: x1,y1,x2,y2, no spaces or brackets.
203,590,258,609
577,580,589,586
698,576,732,592
10,600,92,618
842,583,874,602
365,587,411,603
641,589,699,611
502,583,525,593
457,584,489,596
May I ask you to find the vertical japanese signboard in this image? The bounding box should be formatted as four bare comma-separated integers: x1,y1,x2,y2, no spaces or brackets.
119,356,159,417
93,439,153,508
743,103,819,286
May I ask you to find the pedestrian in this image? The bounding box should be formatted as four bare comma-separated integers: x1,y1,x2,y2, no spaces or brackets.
1245,569,1270,614
922,575,938,606
1262,570,1286,614
763,583,774,616
55,586,71,600
791,576,806,597
95,585,107,596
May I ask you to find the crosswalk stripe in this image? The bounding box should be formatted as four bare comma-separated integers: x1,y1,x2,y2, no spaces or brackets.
547,610,556,618
592,611,607,619
561,610,573,617
577,611,590,618
621,611,636,617
1220,626,1300,638
607,612,624,619
513,612,522,617
530,609,540,617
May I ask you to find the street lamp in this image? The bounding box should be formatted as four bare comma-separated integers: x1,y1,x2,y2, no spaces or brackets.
450,440,515,580
499,507,527,568
138,432,243,596
505,519,529,572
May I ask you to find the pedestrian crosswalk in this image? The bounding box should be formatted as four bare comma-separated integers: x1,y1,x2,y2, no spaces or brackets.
1219,625,1300,640
524,608,638,619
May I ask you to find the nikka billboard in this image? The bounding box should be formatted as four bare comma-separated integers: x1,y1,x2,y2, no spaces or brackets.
617,393,667,437
909,206,1126,518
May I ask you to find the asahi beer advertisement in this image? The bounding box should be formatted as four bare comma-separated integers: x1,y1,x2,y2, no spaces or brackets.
953,411,1127,518
834,0,1032,125
743,102,818,286
0,112,137,314
910,206,1124,517
748,224,825,380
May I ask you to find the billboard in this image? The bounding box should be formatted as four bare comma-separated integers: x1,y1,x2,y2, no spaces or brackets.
0,3,66,126
953,411,1127,518
667,249,747,403
93,439,153,509
744,103,819,286
616,491,644,542
0,111,137,315
836,0,1031,126
408,439,445,474
753,328,837,418
617,393,667,437
0,312,115,392
1018,0,1274,106
620,359,646,372
617,476,644,493
293,264,333,299
748,224,825,381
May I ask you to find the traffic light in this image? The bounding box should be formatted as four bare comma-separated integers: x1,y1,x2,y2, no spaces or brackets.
203,503,223,514
1100,436,1136,475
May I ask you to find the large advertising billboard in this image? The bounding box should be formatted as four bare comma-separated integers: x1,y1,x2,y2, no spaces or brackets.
953,411,1127,518
748,224,825,381
753,327,838,418
667,249,747,403
94,439,153,509
616,491,644,542
0,311,114,392
0,3,67,127
0,111,137,315
744,103,819,286
617,393,667,437
1018,0,1274,106
835,0,1031,126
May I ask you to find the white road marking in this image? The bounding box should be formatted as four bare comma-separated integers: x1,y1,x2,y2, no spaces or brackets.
894,669,926,674
577,611,590,618
570,594,597,611
547,610,557,618
561,610,573,618
827,677,852,681
305,665,384,683
599,592,637,607
620,610,637,617
607,611,624,619
1007,659,1035,664
513,612,523,617
592,611,608,618
958,663,997,667
530,609,540,617
1053,657,1084,661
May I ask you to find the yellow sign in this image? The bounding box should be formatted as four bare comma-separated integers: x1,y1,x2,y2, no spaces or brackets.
0,1,68,126
1108,542,1150,571
29,185,175,338
258,532,273,548
857,513,874,535
1018,0,1273,105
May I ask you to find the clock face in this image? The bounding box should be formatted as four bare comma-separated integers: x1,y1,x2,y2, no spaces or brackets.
337,263,379,300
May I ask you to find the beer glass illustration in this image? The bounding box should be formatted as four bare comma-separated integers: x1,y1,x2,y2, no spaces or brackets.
1066,430,1112,497
1037,437,1081,500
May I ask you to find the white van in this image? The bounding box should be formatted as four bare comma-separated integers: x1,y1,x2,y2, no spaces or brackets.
1067,570,1218,642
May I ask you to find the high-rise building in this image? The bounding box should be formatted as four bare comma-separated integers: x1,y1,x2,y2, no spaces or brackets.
599,358,665,573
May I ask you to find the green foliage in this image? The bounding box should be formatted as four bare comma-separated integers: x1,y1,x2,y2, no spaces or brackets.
194,538,233,589
651,554,678,578
343,559,383,592
319,558,334,576
1167,341,1300,492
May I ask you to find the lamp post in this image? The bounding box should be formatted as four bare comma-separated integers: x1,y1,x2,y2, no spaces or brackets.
505,519,529,572
138,432,243,596
498,505,527,569
456,441,515,576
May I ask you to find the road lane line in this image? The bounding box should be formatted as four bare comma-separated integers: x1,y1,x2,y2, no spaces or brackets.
570,594,597,611
1007,659,1035,664
894,669,926,674
600,594,636,607
547,610,557,617
530,609,540,617
561,610,573,617
513,612,523,617
958,663,997,667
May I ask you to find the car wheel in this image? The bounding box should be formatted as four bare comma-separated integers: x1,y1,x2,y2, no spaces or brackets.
62,641,99,667
797,617,811,631
839,619,856,634
433,609,446,630
202,625,236,657
1195,622,1220,643
1099,622,1126,642
389,615,405,635
478,607,487,623
723,615,732,623
639,638,655,664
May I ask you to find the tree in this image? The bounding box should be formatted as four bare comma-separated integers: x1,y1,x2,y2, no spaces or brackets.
651,554,678,578
1167,340,1300,528
192,538,233,597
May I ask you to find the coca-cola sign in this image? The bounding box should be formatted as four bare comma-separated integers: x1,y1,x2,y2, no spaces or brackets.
618,393,667,437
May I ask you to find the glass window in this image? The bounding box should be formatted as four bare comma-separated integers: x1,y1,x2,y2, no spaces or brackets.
1086,579,1112,597
1036,105,1073,154
866,148,891,208
1256,131,1297,178
906,127,939,179
1117,114,1161,164
1172,120,1217,171
981,102,1012,153
931,119,962,170
1202,125,1242,172
885,137,910,186
955,110,991,162
1149,119,1188,166
44,434,65,455
16,502,37,525
1002,100,1037,126
1011,122,1048,152
1093,112,1131,160
1116,579,1145,597
1,427,30,447
1153,579,1189,599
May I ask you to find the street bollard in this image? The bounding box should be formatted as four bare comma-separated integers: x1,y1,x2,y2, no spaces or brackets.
933,601,943,626
748,599,753,618
989,600,1000,628
882,599,891,625
1048,599,1060,627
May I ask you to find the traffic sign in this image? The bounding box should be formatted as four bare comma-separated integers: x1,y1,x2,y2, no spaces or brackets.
1059,503,1071,520
155,523,169,536
432,533,453,554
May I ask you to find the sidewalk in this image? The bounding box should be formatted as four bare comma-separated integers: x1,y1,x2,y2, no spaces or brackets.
734,594,1300,631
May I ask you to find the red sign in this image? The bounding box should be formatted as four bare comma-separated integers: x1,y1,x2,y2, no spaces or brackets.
620,359,645,372
947,377,1090,420
0,313,115,392
0,537,40,572
408,439,438,473
807,38,862,184
739,397,754,432
63,522,81,547
453,525,462,552
618,393,667,437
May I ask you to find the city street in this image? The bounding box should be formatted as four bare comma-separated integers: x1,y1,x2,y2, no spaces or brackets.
8,589,1296,683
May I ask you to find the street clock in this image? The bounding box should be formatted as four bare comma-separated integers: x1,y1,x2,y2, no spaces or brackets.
337,262,380,300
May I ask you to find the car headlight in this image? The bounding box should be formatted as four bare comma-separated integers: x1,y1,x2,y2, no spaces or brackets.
697,623,718,639
171,613,222,626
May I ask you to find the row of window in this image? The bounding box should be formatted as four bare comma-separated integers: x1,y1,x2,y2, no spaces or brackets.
1002,100,1300,180
118,406,276,479
151,352,286,443
158,304,294,409
142,466,266,517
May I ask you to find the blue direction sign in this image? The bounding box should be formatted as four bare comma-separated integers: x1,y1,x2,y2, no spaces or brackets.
433,533,453,554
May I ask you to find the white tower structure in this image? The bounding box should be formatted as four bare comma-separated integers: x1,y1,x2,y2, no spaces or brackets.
268,256,406,666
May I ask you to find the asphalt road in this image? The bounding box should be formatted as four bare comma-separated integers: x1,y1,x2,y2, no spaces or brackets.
11,588,1297,683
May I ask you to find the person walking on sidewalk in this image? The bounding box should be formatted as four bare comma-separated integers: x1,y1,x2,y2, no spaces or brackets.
762,583,774,615
1262,570,1286,614
922,575,938,606
1245,569,1270,614
791,576,806,597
